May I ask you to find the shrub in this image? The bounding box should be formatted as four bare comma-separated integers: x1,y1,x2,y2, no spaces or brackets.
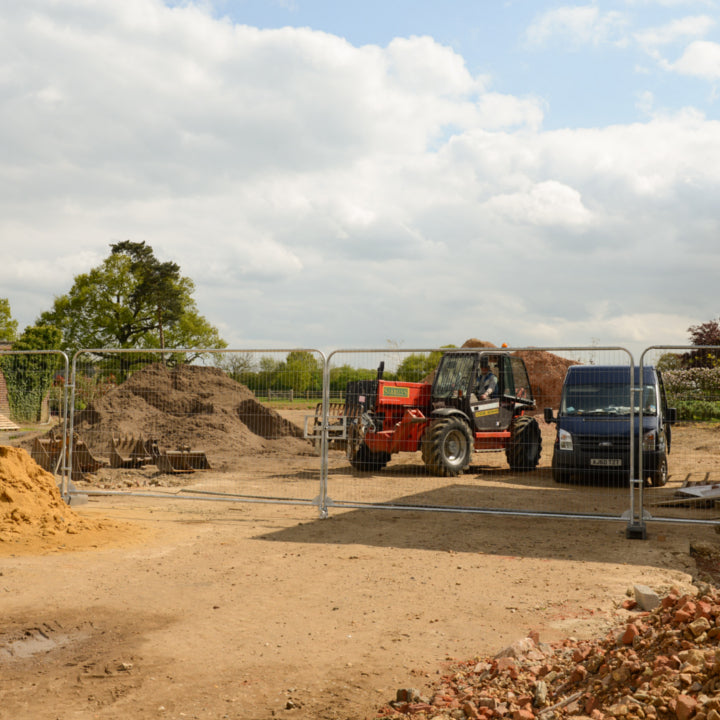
675,400,720,422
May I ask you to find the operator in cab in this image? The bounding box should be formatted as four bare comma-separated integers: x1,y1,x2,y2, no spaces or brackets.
477,357,498,400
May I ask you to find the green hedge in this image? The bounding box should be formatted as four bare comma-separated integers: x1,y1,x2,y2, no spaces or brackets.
674,400,720,422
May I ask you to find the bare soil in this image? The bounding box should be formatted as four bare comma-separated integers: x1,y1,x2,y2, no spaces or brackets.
1,449,719,720
2,359,720,720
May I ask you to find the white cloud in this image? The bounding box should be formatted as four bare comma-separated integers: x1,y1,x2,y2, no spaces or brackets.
484,181,593,228
671,39,720,78
522,312,694,355
525,6,628,48
1,0,719,354
634,14,714,49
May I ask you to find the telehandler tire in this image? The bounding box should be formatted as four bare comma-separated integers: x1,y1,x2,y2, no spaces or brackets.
506,415,541,471
421,417,473,477
347,425,390,472
348,443,391,472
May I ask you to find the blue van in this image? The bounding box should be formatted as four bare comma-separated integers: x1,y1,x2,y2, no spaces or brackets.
543,365,676,486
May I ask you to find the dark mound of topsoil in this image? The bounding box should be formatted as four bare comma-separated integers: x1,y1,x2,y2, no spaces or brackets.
462,339,577,410
72,363,311,471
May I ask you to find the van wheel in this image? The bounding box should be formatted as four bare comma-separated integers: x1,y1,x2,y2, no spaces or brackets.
553,468,571,483
651,456,668,487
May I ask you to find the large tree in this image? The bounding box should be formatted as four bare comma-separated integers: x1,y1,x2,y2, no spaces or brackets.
37,241,226,356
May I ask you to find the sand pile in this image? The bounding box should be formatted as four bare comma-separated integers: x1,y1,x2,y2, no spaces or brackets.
72,363,312,471
0,446,88,540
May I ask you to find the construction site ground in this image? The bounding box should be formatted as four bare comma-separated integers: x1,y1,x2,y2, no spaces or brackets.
2,418,720,720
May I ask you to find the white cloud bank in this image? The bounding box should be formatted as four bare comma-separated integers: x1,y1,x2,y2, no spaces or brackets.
0,0,719,357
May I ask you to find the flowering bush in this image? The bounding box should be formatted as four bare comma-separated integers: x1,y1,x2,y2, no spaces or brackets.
664,367,720,420
664,367,720,401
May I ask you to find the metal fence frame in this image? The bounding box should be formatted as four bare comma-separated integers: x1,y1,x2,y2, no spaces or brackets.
4,343,719,538
637,344,720,532
323,346,642,530
67,347,328,509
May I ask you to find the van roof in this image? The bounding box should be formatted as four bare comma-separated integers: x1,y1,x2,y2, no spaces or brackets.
565,365,657,383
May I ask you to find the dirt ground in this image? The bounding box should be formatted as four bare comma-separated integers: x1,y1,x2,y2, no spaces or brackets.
2,451,720,720
2,359,720,720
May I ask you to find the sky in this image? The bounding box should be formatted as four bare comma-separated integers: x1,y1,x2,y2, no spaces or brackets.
2,0,720,360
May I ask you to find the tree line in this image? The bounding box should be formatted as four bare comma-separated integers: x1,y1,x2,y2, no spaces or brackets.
2,241,720,421
220,349,448,399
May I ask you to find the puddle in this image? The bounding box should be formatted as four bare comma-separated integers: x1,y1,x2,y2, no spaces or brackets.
0,625,78,659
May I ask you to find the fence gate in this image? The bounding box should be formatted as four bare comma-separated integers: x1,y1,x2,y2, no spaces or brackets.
66,348,326,508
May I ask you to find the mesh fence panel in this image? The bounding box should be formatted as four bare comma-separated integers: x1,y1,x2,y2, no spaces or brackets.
68,349,325,506
638,346,720,525
5,344,717,529
0,350,69,485
324,347,637,519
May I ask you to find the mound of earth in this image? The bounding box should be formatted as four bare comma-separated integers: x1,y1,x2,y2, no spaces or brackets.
0,446,96,540
461,339,576,410
71,363,312,472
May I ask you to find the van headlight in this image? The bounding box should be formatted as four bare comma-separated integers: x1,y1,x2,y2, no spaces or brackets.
558,428,573,451
643,429,656,451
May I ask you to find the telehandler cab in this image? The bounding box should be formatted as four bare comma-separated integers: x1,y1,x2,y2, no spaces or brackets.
344,349,541,476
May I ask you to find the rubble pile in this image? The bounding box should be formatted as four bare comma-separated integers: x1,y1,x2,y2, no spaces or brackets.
378,583,720,720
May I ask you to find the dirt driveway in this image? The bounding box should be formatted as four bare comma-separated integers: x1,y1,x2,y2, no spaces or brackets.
1,483,717,720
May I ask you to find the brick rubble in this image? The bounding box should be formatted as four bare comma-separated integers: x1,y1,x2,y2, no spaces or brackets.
377,583,720,720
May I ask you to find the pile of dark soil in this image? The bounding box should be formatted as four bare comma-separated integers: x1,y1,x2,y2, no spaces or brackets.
71,363,312,471
461,339,577,410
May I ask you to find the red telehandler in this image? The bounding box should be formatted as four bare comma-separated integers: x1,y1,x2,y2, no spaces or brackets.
343,349,541,476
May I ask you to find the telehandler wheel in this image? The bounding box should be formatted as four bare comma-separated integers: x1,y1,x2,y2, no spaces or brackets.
421,417,473,477
506,415,542,471
349,443,391,472
347,425,390,472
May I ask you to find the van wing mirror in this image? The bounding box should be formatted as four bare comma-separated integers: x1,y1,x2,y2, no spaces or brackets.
666,407,677,424
543,407,555,424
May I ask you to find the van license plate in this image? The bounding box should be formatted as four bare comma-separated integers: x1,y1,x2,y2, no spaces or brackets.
591,458,622,467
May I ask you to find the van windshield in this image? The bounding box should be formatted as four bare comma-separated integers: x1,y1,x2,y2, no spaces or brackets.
561,384,657,416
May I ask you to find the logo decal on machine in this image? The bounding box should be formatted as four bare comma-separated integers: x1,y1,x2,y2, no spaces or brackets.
473,401,500,418
382,386,411,399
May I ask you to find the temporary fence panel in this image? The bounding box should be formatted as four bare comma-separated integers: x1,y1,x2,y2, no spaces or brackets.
67,348,325,507
0,349,70,491
321,346,637,523
636,345,720,527
5,342,715,533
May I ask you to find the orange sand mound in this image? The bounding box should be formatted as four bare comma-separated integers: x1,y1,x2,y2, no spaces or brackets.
0,446,133,553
